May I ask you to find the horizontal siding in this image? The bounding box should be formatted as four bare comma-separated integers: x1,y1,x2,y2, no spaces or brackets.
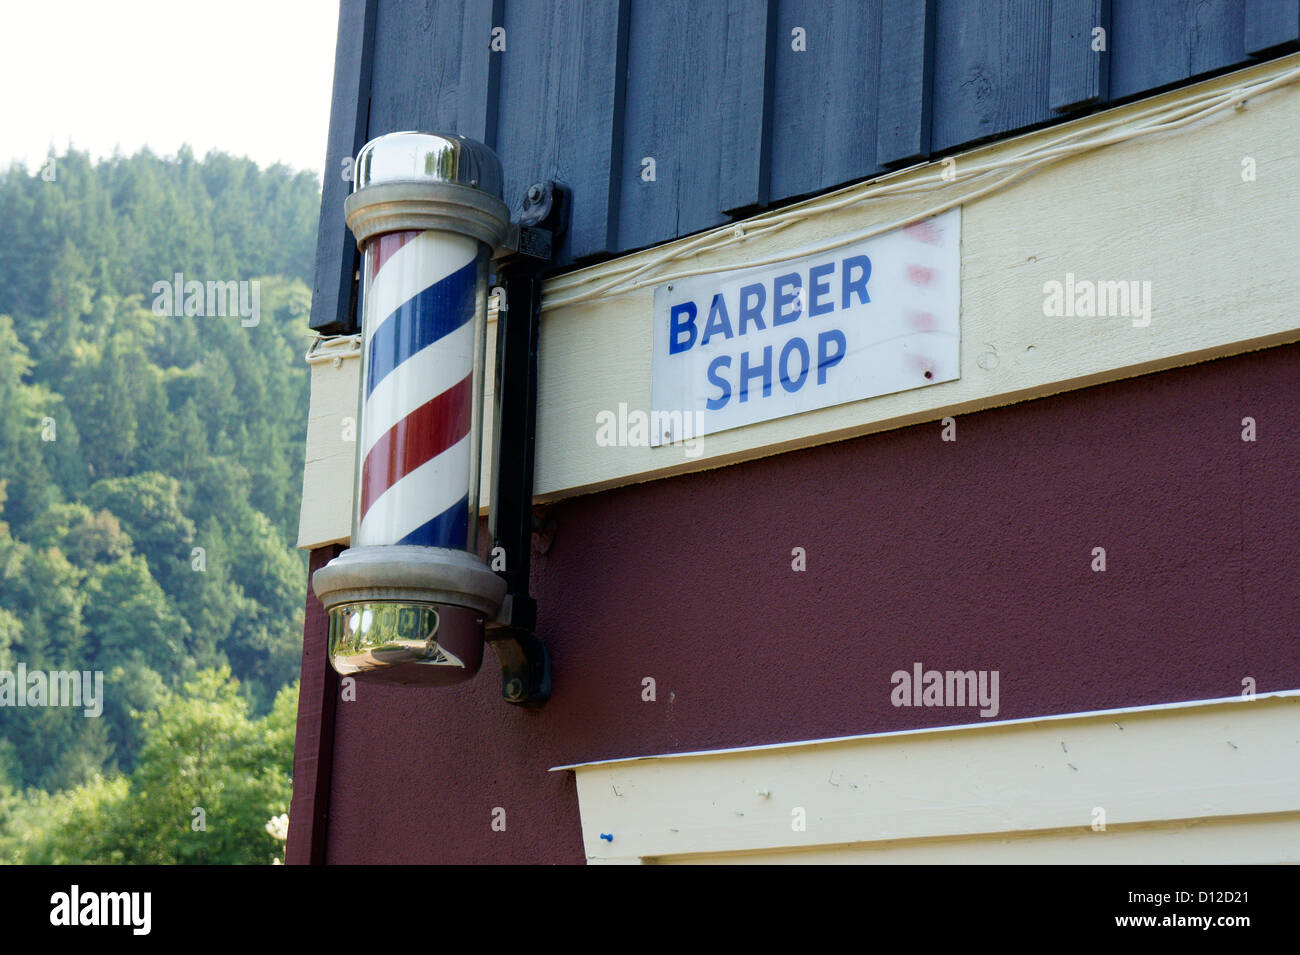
567,694,1300,863
312,0,1291,330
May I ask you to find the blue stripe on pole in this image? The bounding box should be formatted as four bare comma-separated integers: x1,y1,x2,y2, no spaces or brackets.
396,493,470,549
366,257,478,397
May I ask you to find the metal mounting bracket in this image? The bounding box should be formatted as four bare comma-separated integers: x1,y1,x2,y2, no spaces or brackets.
484,180,569,707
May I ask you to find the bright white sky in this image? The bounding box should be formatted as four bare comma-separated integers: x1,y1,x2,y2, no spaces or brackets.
0,0,338,179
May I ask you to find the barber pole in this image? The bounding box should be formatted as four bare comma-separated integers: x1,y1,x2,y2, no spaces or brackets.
313,131,511,685
355,228,486,550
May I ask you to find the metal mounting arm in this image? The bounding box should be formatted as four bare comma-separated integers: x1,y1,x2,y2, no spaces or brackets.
485,181,569,707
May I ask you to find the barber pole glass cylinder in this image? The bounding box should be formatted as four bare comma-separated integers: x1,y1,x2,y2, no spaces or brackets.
312,132,510,686
355,228,486,550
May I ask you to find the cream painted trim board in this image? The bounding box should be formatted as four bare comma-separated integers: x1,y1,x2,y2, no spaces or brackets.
654,813,1300,865
552,692,1300,864
298,341,360,550
299,54,1300,550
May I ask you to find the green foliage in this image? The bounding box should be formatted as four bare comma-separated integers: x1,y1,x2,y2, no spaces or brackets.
107,669,297,865
0,147,317,859
0,670,297,865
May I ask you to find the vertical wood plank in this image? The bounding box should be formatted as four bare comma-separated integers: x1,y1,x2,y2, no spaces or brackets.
617,0,731,252
770,0,883,197
308,0,377,335
876,0,936,167
574,0,632,260
368,0,481,138
315,0,1293,284
717,0,777,216
285,545,343,866
458,0,505,147
1050,0,1111,112
930,0,1053,153
494,0,630,263
1245,0,1300,54
1109,1,1246,99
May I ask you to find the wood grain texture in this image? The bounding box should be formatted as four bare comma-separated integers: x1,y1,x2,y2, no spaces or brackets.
1245,0,1300,55
458,0,504,146
616,0,732,251
770,0,882,197
495,0,630,261
368,0,493,137
717,0,777,216
931,0,1054,152
876,0,937,167
1050,0,1111,112
315,0,1289,271
308,0,376,335
1109,0,1246,99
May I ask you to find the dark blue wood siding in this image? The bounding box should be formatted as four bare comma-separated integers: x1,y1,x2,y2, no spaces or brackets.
308,0,376,336
495,0,630,260
930,1,1054,151
1110,0,1246,98
769,0,881,200
312,0,1298,331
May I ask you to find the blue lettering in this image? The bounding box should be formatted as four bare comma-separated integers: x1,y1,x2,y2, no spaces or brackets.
738,282,766,335
808,262,834,316
706,355,733,410
817,329,846,384
773,273,801,326
669,302,698,354
701,293,734,346
841,255,871,308
778,337,810,393
739,345,773,402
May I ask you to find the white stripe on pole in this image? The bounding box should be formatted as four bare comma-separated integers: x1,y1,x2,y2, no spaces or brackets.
359,319,477,459
356,432,474,547
364,230,478,348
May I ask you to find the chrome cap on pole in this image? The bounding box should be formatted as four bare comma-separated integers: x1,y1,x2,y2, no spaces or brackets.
344,131,510,249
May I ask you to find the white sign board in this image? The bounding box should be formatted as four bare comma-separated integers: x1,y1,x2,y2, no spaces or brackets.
649,208,960,445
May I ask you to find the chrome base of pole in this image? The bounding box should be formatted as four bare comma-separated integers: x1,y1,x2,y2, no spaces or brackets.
313,545,506,686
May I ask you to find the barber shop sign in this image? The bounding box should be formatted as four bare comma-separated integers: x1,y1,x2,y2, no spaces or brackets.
650,208,960,444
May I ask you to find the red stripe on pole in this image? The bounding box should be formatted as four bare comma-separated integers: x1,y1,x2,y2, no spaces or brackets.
358,372,475,518
368,230,421,283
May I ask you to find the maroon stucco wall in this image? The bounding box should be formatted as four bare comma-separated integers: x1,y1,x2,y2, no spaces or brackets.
299,343,1300,864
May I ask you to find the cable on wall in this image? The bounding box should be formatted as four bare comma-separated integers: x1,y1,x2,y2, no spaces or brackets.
541,63,1300,312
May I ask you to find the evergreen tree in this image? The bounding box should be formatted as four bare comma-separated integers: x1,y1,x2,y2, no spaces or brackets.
0,146,318,818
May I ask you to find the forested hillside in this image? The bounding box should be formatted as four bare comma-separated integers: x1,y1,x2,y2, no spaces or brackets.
0,148,319,862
